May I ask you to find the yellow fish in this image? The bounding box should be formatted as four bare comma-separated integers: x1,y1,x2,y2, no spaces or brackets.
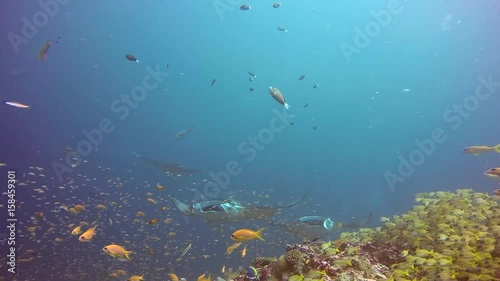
241,245,247,257
225,242,242,255
103,244,133,261
197,273,211,281
464,145,500,155
74,204,85,212
231,228,265,242
484,168,500,179
128,275,144,281
147,219,159,225
147,198,156,204
79,225,97,242
96,204,107,210
71,225,82,235
168,273,179,281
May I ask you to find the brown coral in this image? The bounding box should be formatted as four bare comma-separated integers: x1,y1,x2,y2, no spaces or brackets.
284,249,304,274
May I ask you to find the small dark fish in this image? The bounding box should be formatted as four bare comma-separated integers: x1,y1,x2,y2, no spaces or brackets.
304,103,309,108
313,84,319,88
249,76,254,82
289,122,296,126
240,4,251,10
248,72,256,77
249,88,255,92
211,78,216,86
277,26,288,32
273,3,281,8
125,54,139,63
299,74,305,80
165,63,169,68
312,126,318,130
176,126,194,139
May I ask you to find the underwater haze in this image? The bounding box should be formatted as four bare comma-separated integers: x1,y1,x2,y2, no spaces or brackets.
1,0,500,280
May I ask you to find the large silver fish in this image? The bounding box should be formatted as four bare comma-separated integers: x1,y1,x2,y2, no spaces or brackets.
172,194,307,224
269,86,290,109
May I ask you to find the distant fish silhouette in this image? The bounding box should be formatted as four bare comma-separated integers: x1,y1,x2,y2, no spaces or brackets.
129,151,203,177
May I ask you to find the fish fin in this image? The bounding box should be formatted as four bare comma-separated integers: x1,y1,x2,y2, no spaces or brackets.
172,198,194,216
125,251,133,260
495,144,500,153
255,228,265,241
284,103,290,110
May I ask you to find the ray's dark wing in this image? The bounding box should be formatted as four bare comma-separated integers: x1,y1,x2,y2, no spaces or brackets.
342,211,373,229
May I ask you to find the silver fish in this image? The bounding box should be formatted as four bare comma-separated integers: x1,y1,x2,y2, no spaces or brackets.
268,86,290,109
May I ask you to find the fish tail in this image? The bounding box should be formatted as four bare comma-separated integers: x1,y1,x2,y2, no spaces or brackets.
125,251,133,261
284,103,290,110
136,60,140,63
255,228,265,241
495,144,500,153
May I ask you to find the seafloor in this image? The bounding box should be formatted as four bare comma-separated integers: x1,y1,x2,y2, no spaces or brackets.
223,189,500,281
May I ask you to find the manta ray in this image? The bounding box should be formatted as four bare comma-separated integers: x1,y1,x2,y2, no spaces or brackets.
172,194,307,224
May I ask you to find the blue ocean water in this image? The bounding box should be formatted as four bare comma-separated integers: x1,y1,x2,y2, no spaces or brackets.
1,1,500,280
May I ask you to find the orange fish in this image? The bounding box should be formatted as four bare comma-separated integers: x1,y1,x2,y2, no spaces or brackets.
103,244,133,261
241,245,247,257
147,218,159,225
38,37,60,63
128,275,144,281
484,168,500,179
225,242,242,255
197,273,211,281
168,273,179,281
231,228,265,242
79,225,97,242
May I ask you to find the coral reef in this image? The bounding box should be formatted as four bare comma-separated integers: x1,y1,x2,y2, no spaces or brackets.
369,189,500,280
284,249,304,275
231,189,500,281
